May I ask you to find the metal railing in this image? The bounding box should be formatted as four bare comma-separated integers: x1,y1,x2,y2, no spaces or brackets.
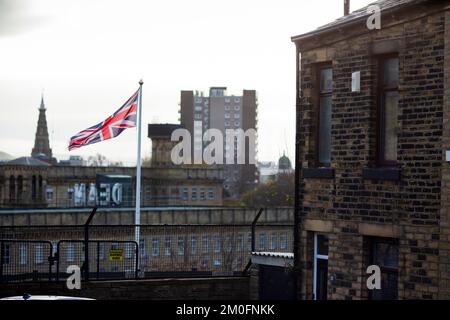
0,210,294,283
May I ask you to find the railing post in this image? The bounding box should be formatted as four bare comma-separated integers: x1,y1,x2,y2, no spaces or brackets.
251,208,264,252
48,241,52,281
243,208,264,275
84,207,98,282
84,224,89,281
135,241,139,279
96,241,100,280
0,241,4,283
56,241,60,281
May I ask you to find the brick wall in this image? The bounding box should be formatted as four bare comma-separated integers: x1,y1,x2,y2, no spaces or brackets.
0,277,249,300
294,3,448,300
439,7,450,300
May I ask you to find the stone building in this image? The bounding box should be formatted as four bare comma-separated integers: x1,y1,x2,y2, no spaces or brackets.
292,0,450,299
0,101,224,208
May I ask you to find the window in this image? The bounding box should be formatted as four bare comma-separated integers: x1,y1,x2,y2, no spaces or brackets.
9,175,15,202
258,233,266,251
234,105,240,111
213,235,221,253
313,233,329,300
234,97,240,103
177,237,185,256
32,175,37,200
191,236,197,255
2,244,10,265
202,235,209,254
225,113,230,119
247,233,252,251
234,121,240,127
195,106,202,111
280,232,287,250
124,243,133,259
225,235,232,253
99,243,105,260
66,243,75,262
51,241,57,256
225,105,230,111
191,187,197,200
270,233,277,250
46,187,54,201
164,237,171,256
152,238,159,257
182,187,188,201
35,243,45,264
370,238,399,300
19,243,28,265
139,239,146,258
225,97,230,103
237,235,243,252
317,67,333,167
208,188,214,200
200,188,205,201
234,113,240,119
378,56,399,165
225,121,230,127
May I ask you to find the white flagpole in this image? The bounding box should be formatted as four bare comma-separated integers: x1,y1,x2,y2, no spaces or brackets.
135,79,143,265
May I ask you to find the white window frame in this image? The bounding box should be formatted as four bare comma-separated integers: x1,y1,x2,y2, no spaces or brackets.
313,233,329,301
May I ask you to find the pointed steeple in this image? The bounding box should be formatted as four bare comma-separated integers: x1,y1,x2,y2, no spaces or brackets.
31,94,53,161
40,93,45,110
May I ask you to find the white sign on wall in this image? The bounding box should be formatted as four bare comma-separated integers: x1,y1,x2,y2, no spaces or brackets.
446,150,450,162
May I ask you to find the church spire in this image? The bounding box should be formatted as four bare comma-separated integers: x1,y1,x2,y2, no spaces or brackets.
31,95,53,161
40,93,45,110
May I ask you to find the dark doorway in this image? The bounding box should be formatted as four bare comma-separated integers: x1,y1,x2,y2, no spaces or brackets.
259,265,296,300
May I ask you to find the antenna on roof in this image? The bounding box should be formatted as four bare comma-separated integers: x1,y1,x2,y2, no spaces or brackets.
344,0,350,16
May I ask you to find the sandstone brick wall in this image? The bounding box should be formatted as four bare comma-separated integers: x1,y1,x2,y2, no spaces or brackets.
0,277,249,300
439,7,450,300
295,3,448,300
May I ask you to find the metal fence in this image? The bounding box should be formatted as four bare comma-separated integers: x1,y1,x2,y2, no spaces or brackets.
0,223,293,283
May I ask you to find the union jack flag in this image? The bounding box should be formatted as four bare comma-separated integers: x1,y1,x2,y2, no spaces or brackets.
68,88,140,151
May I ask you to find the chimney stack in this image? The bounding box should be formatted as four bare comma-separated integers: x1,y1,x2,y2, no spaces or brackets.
344,0,350,16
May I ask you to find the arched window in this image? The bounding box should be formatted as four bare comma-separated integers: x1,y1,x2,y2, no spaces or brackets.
17,175,23,201
38,175,43,200
31,175,37,200
9,175,15,203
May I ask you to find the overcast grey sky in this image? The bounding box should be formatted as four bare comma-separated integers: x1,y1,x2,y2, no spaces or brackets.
0,0,374,165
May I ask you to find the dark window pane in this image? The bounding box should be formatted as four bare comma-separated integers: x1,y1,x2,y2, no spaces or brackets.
383,58,399,87
320,68,333,92
316,259,328,300
319,95,332,165
374,242,399,269
317,234,329,256
383,91,399,161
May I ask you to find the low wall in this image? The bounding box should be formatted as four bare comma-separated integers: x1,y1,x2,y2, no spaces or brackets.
0,207,294,226
0,277,249,300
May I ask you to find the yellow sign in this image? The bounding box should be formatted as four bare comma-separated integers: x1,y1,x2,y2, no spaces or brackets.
109,248,123,261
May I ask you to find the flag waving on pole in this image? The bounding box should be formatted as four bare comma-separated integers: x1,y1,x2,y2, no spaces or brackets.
68,88,140,151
